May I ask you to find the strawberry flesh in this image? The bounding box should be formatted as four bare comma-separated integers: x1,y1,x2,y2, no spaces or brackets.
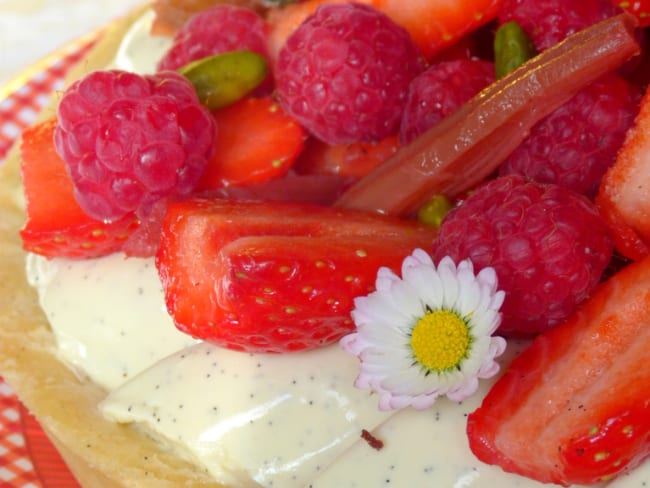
156,198,437,352
20,118,139,259
597,87,650,261
197,96,306,190
467,256,650,485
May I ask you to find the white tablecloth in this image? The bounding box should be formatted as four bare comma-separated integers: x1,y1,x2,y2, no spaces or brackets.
0,0,142,88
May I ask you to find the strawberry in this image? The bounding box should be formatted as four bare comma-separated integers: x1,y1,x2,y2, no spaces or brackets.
467,255,650,486
267,0,502,61
197,96,306,190
370,0,502,60
293,135,399,179
596,87,650,261
156,198,437,352
20,118,139,259
614,0,650,26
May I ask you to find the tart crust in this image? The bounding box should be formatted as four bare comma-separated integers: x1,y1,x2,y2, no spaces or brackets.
0,5,225,487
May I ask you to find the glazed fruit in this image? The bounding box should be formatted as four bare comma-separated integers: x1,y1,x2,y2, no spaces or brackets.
156,198,437,352
614,0,650,26
275,2,423,144
431,175,614,336
399,59,495,144
197,96,306,189
266,0,502,61
54,69,216,222
335,13,640,216
499,73,641,197
597,86,650,261
293,134,399,179
20,118,138,259
468,255,650,485
498,0,620,51
157,5,271,71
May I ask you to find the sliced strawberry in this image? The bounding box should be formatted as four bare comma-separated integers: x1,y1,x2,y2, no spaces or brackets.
267,0,502,61
156,197,437,352
370,0,502,60
197,96,306,190
20,118,139,259
614,0,650,27
467,256,650,486
596,87,650,261
293,134,400,179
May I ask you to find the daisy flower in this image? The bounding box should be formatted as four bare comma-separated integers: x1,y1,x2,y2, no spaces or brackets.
340,249,507,411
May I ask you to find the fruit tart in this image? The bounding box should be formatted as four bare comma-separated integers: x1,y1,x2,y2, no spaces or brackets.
2,0,650,487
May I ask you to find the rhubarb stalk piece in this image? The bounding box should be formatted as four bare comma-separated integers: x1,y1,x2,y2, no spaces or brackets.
335,13,640,217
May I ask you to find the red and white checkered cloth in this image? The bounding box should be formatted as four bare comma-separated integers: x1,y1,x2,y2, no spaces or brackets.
0,382,38,488
0,31,99,163
0,32,100,488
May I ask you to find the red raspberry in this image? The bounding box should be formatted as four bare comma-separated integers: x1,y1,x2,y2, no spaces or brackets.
158,5,270,71
431,175,614,337
54,69,216,222
499,74,641,198
498,0,621,51
275,3,424,145
399,59,494,145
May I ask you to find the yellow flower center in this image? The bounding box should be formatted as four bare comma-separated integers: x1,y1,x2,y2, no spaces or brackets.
410,309,471,372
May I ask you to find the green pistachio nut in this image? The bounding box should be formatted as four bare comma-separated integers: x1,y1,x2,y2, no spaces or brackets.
179,50,268,110
417,195,453,229
494,21,536,79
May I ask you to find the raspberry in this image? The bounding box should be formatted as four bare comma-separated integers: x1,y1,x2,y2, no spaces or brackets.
431,175,614,336
275,3,424,145
498,0,621,51
54,69,216,221
399,59,494,145
499,74,641,198
158,5,270,71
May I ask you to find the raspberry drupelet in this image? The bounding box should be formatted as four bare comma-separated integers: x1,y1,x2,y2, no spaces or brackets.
54,69,216,222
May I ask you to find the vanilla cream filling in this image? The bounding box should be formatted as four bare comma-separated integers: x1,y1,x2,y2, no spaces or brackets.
25,7,650,488
30,251,647,488
26,253,197,390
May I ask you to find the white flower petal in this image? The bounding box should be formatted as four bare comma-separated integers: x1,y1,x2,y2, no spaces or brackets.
455,270,482,317
340,249,507,411
410,393,440,410
416,263,446,310
446,376,479,402
437,257,460,308
375,266,401,292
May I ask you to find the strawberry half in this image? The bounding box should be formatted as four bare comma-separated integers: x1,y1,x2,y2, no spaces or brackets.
596,87,650,261
370,0,502,60
20,118,139,259
614,0,650,27
467,256,650,486
156,198,437,352
294,134,400,180
197,96,306,190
